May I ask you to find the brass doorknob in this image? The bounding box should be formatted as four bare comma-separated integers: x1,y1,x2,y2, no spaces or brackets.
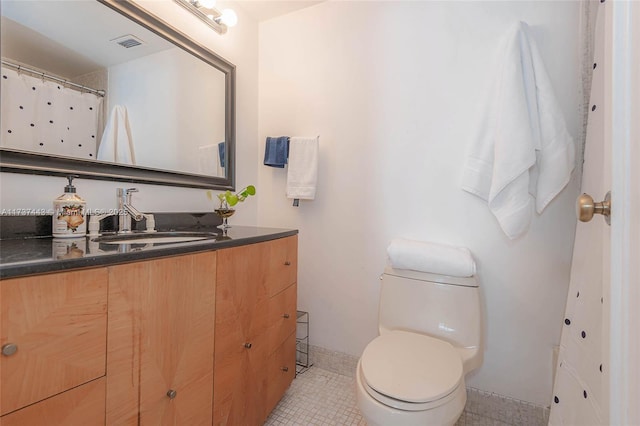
577,191,611,225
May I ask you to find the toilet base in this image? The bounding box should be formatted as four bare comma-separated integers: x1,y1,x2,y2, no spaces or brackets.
356,359,466,426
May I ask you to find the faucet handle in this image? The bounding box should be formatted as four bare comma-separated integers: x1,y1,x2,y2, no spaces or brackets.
126,188,139,194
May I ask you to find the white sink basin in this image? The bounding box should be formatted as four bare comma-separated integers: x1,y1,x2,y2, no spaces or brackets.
91,231,218,245
100,236,209,244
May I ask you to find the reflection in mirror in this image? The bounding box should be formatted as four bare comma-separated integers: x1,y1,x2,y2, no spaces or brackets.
0,0,235,189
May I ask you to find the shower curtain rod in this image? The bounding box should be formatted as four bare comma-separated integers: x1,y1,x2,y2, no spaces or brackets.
1,60,106,97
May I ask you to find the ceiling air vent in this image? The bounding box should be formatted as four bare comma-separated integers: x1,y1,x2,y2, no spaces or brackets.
111,34,144,49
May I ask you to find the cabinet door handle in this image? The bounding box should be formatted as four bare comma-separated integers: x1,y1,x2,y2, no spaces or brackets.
281,366,289,372
282,313,290,319
1,343,17,357
244,342,252,349
167,389,177,400
284,261,291,266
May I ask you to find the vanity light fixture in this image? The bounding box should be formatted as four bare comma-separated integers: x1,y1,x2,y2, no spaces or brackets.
174,0,238,34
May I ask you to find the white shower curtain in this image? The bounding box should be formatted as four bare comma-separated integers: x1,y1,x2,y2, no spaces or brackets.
549,2,605,425
0,66,103,160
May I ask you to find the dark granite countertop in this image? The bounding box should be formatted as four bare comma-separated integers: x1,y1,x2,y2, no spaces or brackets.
0,214,297,279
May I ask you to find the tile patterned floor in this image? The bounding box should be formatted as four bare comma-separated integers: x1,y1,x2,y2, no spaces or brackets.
264,366,513,426
454,412,513,426
265,367,366,425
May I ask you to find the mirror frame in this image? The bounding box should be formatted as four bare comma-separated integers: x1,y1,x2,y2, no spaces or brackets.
0,0,236,190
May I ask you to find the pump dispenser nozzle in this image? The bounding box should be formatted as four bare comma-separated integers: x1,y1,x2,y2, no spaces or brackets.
64,175,79,193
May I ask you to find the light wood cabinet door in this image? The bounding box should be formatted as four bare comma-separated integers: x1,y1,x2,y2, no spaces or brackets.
0,377,106,426
214,242,271,426
0,269,107,415
106,252,216,426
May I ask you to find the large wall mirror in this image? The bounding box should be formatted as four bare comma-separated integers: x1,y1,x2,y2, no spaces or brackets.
0,0,235,189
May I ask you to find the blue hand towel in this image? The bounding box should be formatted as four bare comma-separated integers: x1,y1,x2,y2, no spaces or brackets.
218,142,225,168
263,136,290,168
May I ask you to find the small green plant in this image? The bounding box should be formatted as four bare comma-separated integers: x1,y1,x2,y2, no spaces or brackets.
207,185,256,209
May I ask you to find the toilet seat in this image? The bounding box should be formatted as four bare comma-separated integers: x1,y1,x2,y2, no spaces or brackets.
360,330,463,411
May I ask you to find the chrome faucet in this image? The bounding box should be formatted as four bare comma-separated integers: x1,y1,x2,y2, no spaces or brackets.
117,188,144,233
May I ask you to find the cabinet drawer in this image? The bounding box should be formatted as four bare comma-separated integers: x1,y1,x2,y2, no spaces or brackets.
265,332,296,416
266,283,297,356
0,377,105,426
216,235,297,301
265,236,298,297
0,269,108,415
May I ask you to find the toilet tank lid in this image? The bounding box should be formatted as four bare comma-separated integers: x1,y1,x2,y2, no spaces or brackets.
384,266,478,287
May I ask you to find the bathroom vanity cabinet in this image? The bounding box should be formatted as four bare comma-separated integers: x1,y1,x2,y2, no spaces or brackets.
213,236,298,425
0,269,108,424
0,233,297,426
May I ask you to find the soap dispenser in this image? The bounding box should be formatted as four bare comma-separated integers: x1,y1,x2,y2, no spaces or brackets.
52,175,86,238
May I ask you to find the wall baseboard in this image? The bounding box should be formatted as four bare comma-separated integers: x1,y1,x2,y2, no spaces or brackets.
307,345,549,426
308,344,359,377
465,387,550,426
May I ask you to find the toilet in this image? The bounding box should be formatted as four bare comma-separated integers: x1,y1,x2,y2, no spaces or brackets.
356,266,482,426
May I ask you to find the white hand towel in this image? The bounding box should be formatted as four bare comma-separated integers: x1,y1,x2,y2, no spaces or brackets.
387,238,476,278
460,22,575,239
197,143,224,176
286,136,319,200
97,105,136,165
525,24,576,213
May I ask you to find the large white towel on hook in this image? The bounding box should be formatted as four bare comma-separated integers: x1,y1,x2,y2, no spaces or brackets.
461,22,575,239
286,136,319,200
97,105,136,165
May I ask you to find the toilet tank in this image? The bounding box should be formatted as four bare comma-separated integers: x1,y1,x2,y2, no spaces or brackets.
378,267,481,351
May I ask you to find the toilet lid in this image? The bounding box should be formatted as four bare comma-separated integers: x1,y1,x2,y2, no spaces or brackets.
361,330,463,404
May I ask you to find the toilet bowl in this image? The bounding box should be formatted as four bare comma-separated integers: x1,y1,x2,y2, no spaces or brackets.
356,266,482,426
356,330,467,426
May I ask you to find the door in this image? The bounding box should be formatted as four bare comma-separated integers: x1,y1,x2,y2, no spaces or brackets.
106,253,216,426
605,2,640,425
214,243,271,426
550,2,639,425
138,254,216,426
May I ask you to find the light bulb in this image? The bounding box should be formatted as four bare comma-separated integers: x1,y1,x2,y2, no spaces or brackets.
199,0,216,8
219,9,238,27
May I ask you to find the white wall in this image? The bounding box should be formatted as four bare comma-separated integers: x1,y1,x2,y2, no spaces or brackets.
257,1,583,406
0,0,260,225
